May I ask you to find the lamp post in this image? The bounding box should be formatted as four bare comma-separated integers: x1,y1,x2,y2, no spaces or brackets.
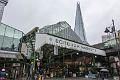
105,19,120,76
104,19,119,56
112,19,120,58
112,20,120,76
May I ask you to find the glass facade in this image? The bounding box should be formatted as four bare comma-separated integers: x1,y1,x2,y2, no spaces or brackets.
39,21,83,44
74,2,88,44
0,23,24,51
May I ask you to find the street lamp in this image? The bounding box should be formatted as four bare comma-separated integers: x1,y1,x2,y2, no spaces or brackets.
104,19,120,76
95,56,97,58
111,19,120,58
104,19,119,57
76,53,79,55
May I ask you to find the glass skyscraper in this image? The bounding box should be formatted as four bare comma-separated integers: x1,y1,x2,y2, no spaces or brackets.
74,2,87,44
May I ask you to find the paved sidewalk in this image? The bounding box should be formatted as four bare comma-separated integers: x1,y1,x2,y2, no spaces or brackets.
45,77,96,80
17,78,27,80
15,77,114,80
45,77,113,80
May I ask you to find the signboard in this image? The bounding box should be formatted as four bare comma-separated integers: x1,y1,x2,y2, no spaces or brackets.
35,34,106,56
21,43,31,59
0,53,16,58
0,50,17,58
21,43,28,56
13,63,20,67
54,45,58,55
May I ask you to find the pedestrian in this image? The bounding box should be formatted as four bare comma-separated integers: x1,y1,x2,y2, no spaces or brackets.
101,72,105,80
34,74,37,80
63,67,68,79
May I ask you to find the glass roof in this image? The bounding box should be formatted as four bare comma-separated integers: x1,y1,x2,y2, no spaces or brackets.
39,21,87,44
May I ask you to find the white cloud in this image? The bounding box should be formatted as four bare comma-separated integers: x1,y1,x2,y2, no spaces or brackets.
2,0,120,44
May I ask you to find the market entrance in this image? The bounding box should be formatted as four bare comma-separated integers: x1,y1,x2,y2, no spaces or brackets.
39,44,105,77
35,34,106,78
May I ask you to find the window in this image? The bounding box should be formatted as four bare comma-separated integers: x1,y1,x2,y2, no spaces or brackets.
0,24,6,48
13,30,23,51
0,23,6,35
4,26,14,37
14,30,23,39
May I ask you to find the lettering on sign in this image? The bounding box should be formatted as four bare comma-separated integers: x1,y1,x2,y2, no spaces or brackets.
49,38,96,53
35,34,105,56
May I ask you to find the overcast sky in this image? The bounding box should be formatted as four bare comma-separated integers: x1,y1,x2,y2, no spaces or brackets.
2,0,120,45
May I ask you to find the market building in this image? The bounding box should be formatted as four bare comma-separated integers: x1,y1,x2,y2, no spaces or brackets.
20,21,105,78
0,1,107,78
19,2,106,78
36,21,106,77
0,23,24,78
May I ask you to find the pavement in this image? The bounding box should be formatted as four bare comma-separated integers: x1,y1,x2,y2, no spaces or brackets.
13,77,115,80
45,77,113,80
45,78,95,80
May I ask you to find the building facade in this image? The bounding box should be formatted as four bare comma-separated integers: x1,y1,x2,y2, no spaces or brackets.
0,23,24,52
0,23,24,79
94,30,120,76
102,31,120,48
20,21,105,78
21,21,105,78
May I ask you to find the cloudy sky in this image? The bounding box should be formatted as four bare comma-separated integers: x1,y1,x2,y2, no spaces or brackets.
2,0,120,45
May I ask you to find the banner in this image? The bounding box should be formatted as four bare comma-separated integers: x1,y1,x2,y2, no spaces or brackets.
35,34,106,56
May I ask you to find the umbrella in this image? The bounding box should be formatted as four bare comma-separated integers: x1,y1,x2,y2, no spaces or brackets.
100,69,109,72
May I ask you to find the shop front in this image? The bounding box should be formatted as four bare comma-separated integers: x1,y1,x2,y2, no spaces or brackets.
35,33,106,78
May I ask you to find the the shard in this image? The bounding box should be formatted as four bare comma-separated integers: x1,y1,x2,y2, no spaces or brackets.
74,2,87,44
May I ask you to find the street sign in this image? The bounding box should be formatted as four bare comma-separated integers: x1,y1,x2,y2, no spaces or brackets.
13,63,20,67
